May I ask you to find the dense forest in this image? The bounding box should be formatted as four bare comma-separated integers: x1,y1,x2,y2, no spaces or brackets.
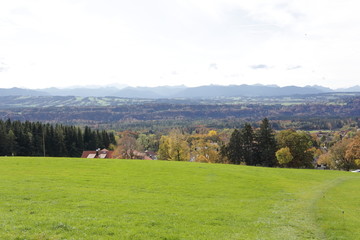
0,119,116,157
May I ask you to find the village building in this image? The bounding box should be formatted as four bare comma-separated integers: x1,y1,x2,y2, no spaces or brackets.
81,148,114,159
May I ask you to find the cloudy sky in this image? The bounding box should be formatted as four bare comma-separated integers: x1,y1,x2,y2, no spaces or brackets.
1,0,359,89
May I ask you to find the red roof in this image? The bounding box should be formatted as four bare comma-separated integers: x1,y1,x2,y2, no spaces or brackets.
81,149,114,159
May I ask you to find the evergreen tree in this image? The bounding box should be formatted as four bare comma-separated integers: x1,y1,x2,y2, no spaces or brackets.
225,129,243,164
95,130,101,148
7,130,17,156
54,125,67,157
76,128,84,154
0,121,7,155
45,125,55,156
5,119,12,132
84,126,96,150
31,123,44,156
255,118,278,166
101,130,111,149
241,123,255,165
64,126,80,157
109,132,116,146
12,120,25,155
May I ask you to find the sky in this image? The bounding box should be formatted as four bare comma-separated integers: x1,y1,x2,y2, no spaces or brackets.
0,0,360,89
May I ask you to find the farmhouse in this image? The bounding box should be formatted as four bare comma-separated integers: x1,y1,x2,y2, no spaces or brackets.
81,148,114,159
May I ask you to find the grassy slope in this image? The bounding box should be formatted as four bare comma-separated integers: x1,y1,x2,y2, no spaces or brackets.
0,157,359,240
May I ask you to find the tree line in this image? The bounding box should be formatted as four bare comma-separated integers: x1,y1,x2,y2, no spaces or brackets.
112,118,316,168
0,119,116,157
152,118,320,168
4,117,358,170
317,131,360,170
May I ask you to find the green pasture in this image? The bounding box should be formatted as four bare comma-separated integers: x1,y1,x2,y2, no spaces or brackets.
0,157,359,239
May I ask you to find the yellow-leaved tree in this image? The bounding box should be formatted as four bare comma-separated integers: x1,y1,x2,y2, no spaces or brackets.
276,147,293,167
345,136,360,163
191,138,220,163
158,129,190,161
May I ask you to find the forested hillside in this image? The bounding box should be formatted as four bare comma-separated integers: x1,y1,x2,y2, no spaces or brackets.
0,94,359,131
0,120,116,157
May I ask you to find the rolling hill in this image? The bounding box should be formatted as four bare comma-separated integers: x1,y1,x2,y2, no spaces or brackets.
0,157,359,239
0,87,48,96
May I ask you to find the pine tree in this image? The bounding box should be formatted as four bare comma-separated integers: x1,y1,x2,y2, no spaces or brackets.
101,130,111,149
12,120,26,156
76,128,84,154
45,125,56,156
255,118,277,167
7,130,17,156
31,123,44,156
225,129,243,164
241,123,255,165
53,125,67,157
83,126,93,150
0,121,7,155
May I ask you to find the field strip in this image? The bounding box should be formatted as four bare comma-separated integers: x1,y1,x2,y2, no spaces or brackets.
268,175,351,240
313,175,360,239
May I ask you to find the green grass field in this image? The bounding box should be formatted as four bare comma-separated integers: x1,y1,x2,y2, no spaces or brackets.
0,157,359,240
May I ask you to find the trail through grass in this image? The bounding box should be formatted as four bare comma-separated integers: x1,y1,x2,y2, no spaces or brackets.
0,157,359,239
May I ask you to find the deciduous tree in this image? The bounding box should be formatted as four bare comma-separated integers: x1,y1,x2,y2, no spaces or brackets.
191,138,220,163
276,129,315,168
114,132,139,159
168,129,190,161
276,147,293,166
158,135,171,160
329,137,354,170
158,130,190,161
345,136,360,162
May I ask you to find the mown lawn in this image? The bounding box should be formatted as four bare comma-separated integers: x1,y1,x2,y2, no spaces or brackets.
0,157,359,240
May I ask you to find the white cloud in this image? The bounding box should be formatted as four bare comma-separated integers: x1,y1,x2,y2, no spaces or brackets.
0,0,360,89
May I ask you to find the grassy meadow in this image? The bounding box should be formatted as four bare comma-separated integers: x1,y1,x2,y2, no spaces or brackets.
0,157,359,240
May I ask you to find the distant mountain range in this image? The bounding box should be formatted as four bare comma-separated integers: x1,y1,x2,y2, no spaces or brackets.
0,84,360,98
0,87,49,96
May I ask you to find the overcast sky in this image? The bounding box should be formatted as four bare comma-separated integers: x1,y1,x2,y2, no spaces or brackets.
1,0,360,89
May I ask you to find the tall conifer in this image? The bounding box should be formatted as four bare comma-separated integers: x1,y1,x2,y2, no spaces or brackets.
255,118,277,166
